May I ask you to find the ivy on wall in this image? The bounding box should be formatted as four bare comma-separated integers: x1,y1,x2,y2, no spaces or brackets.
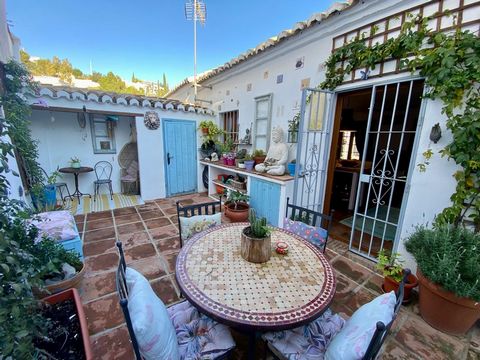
320,15,480,229
0,61,43,194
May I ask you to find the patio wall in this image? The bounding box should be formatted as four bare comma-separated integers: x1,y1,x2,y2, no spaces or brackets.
26,95,212,201
168,0,475,269
30,109,133,194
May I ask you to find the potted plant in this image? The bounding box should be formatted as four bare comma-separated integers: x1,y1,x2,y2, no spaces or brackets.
376,249,418,303
405,224,480,335
0,198,91,358
253,149,266,165
40,288,93,359
225,190,250,222
287,159,297,176
236,149,247,168
198,120,223,142
70,156,81,168
30,169,61,211
244,154,255,171
288,113,300,143
241,209,272,263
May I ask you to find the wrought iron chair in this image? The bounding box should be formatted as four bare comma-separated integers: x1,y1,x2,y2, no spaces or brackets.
93,161,113,201
176,198,222,247
41,167,71,204
284,197,334,253
115,242,235,359
264,269,411,360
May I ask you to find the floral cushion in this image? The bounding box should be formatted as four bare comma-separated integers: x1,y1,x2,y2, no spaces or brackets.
179,213,221,241
283,217,327,249
168,300,236,359
263,309,345,360
126,268,180,359
30,210,78,243
324,291,396,360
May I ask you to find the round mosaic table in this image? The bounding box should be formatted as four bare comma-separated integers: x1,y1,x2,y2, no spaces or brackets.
175,223,336,333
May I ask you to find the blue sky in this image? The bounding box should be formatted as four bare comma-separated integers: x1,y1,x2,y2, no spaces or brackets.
7,0,333,86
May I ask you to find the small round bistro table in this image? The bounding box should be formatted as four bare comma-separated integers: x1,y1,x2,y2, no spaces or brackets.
175,223,336,359
59,166,93,202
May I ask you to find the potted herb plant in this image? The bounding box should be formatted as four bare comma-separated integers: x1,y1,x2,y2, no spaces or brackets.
244,154,255,171
70,157,81,169
376,249,418,303
405,224,480,334
241,209,271,263
225,190,250,222
288,113,300,143
253,149,266,165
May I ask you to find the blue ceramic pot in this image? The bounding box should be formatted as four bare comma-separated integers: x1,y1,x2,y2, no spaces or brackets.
244,160,255,171
288,163,296,176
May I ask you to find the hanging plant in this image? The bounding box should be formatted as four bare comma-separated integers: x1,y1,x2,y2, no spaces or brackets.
320,15,480,229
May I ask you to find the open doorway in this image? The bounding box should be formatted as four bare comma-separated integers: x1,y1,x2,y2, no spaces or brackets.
324,80,424,259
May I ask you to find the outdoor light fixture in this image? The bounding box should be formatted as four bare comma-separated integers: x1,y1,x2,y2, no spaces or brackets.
77,105,87,128
430,123,442,143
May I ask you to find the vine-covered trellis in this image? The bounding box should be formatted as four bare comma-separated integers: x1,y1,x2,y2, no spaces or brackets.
321,14,480,230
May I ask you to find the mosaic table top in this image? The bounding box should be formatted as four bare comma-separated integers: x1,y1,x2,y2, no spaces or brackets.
176,223,336,331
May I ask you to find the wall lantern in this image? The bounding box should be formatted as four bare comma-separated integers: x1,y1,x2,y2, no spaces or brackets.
429,123,442,144
77,105,87,128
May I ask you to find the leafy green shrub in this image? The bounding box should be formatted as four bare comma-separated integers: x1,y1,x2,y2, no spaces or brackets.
405,224,480,301
0,198,82,357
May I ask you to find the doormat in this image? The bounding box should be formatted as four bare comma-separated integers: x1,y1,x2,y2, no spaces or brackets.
64,194,144,215
339,206,399,241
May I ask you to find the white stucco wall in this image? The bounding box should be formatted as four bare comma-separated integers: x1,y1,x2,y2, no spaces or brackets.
0,0,20,63
136,112,208,201
168,0,478,266
26,95,212,201
30,109,133,194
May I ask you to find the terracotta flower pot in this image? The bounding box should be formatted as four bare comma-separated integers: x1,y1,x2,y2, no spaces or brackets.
253,155,266,165
225,202,249,222
201,127,209,135
241,227,271,263
35,263,86,298
417,270,480,335
43,288,93,360
382,272,418,303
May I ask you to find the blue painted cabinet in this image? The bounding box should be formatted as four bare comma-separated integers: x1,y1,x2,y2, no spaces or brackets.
249,178,281,225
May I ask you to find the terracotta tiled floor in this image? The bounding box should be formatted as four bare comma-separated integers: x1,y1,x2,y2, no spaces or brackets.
77,193,480,359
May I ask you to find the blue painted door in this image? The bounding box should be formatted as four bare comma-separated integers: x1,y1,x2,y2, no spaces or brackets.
163,119,197,196
249,178,280,225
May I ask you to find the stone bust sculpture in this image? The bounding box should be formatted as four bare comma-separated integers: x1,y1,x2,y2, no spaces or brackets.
255,127,288,175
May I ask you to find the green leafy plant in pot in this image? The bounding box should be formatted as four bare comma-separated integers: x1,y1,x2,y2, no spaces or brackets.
241,209,271,263
252,149,266,165
30,169,61,212
225,190,250,222
405,224,480,334
70,156,81,169
376,249,418,303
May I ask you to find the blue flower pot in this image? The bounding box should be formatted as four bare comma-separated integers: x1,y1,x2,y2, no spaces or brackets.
288,163,296,176
244,160,255,171
31,185,57,210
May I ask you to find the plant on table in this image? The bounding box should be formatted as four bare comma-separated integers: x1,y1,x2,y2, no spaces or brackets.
69,157,81,168
405,223,480,334
252,149,267,165
241,209,272,263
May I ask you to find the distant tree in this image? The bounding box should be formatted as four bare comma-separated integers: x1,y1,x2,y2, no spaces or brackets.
162,73,169,92
131,72,139,82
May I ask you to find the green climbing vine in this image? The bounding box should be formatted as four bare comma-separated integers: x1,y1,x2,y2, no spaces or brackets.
1,61,43,193
321,14,480,229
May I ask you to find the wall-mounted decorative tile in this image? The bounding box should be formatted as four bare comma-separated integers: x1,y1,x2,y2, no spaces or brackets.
263,71,269,79
276,74,284,84
295,56,305,69
300,78,311,90
247,83,252,92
